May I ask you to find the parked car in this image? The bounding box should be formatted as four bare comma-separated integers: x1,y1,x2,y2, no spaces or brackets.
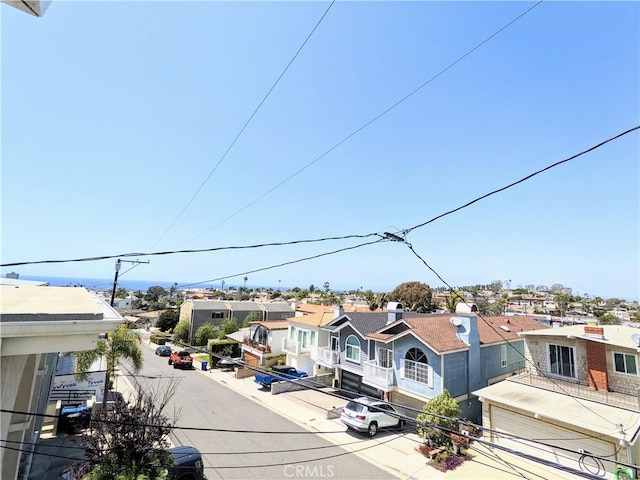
168,446,206,480
340,397,405,437
59,404,92,433
155,345,172,357
254,365,308,388
169,350,193,369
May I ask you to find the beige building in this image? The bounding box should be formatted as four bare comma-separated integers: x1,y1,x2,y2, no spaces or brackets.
1,286,122,480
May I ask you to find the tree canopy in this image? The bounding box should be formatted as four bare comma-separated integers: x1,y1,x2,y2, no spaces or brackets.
389,281,435,313
173,320,190,344
144,286,167,302
156,309,179,332
195,322,216,346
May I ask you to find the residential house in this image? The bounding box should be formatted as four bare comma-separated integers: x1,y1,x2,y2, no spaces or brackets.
1,286,122,480
367,308,549,421
242,321,290,367
474,324,640,479
318,303,424,398
179,300,294,343
283,307,339,376
318,302,549,422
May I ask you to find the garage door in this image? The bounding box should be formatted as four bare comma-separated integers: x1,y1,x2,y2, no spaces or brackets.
491,407,618,476
390,391,426,419
243,351,260,367
341,371,381,399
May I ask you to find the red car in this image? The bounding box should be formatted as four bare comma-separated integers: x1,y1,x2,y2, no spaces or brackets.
168,350,193,369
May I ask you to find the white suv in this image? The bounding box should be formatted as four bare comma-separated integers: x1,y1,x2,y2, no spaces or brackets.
340,397,405,437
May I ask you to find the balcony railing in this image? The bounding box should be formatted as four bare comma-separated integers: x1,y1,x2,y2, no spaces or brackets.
362,360,394,390
282,338,310,356
317,347,340,367
510,369,640,412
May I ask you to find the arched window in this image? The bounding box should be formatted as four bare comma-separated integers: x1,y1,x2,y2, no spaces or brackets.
345,335,361,363
404,348,430,384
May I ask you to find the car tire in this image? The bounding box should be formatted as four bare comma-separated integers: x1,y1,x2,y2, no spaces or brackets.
168,359,173,365
367,422,378,437
397,420,405,430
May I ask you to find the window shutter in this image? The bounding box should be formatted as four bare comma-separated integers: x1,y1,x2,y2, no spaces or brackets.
399,358,405,379
428,365,434,388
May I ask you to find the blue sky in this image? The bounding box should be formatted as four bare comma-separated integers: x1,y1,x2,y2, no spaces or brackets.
2,1,638,300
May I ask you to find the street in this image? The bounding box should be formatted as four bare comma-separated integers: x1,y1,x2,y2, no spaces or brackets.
121,344,396,480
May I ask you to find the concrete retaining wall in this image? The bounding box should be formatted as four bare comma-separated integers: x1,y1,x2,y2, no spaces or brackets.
270,373,334,394
235,368,256,379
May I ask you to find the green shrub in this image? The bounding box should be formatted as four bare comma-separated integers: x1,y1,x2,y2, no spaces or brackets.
149,335,166,345
173,320,190,344
208,339,241,367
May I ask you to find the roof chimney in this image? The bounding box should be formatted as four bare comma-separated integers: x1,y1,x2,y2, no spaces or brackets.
387,302,404,324
334,305,344,318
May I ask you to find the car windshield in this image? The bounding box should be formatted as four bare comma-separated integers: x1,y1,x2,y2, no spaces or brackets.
345,401,366,413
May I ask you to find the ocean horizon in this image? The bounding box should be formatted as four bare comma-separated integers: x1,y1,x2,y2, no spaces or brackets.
9,274,283,292
12,275,229,292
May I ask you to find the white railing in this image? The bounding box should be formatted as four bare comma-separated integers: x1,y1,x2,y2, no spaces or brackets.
317,347,340,366
283,338,300,355
363,360,394,389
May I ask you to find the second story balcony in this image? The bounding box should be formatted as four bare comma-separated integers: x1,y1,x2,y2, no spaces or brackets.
317,346,340,367
362,360,394,391
282,338,310,356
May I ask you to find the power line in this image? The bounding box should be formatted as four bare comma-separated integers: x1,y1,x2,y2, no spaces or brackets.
183,0,545,245
2,126,637,290
399,240,628,431
152,1,336,249
176,238,386,288
1,233,379,268
402,125,640,236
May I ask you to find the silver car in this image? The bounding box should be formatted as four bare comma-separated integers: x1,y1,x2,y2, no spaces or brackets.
340,397,405,437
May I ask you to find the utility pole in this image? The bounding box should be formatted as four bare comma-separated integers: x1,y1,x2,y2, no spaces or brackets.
110,258,150,306
105,258,149,408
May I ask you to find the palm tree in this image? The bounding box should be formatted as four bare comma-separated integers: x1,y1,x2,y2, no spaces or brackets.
444,291,464,313
75,323,143,407
243,276,248,291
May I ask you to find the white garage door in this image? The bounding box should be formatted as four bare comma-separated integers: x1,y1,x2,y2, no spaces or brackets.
491,407,618,477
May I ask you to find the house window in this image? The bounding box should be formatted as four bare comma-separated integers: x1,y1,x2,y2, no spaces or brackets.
212,312,224,319
501,344,508,368
330,336,339,351
548,344,576,378
310,331,316,346
614,352,637,375
345,335,361,363
255,327,268,346
378,348,393,368
404,348,429,384
289,326,296,340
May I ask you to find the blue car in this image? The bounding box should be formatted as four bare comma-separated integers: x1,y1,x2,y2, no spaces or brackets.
155,345,172,356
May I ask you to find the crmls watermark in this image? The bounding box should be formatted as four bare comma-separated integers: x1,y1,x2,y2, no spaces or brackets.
283,464,335,478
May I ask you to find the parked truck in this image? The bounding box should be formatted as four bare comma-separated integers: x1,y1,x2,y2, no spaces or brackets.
168,350,193,369
254,365,308,388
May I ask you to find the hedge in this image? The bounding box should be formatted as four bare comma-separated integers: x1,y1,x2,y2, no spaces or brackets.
149,334,166,345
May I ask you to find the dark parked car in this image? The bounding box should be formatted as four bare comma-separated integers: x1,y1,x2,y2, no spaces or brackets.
168,446,206,480
156,345,172,356
59,404,91,433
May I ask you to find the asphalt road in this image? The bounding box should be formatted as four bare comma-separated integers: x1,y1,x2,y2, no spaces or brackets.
123,345,395,480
